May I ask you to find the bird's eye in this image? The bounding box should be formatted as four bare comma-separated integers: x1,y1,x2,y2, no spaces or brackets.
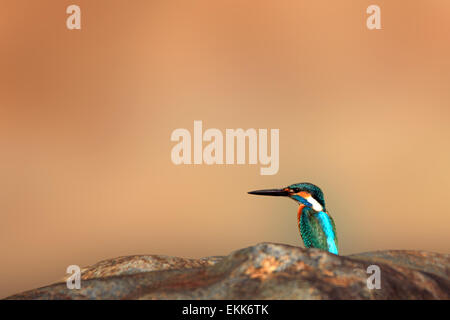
292,188,300,193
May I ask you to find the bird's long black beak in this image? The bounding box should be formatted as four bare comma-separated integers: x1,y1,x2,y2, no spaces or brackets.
248,188,290,197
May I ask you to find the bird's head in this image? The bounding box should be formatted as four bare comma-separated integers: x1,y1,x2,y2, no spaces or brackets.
248,182,325,211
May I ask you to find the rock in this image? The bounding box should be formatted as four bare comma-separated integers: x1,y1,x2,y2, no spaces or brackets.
5,243,449,300
60,255,224,282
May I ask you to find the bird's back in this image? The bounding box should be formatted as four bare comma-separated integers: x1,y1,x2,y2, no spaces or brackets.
299,207,339,254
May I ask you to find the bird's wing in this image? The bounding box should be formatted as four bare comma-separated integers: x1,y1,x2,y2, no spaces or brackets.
300,207,339,254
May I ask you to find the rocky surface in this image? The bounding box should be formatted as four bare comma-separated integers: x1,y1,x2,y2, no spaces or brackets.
5,243,449,299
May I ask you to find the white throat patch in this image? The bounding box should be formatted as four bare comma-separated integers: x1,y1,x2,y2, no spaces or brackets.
307,196,323,212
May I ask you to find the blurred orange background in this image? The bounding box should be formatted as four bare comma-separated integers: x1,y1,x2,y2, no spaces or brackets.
1,0,449,298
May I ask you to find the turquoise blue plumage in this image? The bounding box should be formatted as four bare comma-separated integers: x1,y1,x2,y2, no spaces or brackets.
299,206,338,254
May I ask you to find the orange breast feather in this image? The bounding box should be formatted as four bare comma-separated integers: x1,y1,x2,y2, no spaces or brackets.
297,204,305,227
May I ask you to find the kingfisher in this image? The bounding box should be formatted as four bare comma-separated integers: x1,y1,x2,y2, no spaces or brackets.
248,182,339,255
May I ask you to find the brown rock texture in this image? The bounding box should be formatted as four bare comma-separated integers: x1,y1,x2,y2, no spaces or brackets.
5,243,450,300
